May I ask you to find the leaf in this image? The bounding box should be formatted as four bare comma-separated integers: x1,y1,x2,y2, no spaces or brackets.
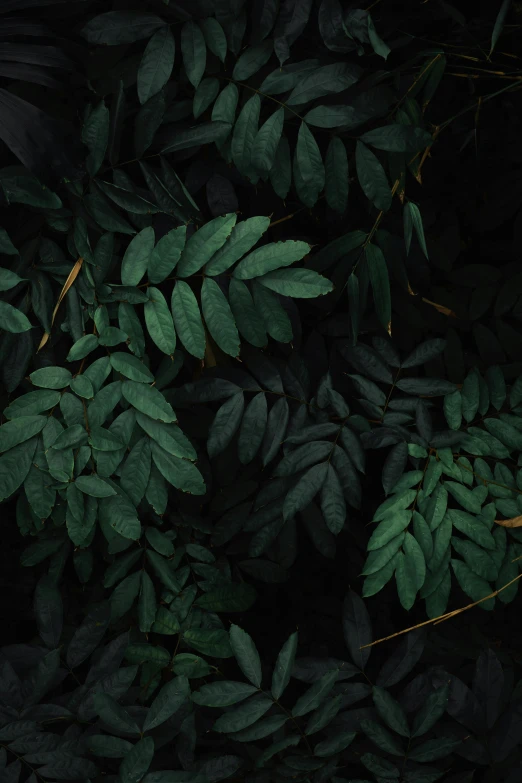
201,277,240,357
177,214,236,278
490,0,512,56
169,282,205,359
237,392,267,464
231,94,261,178
396,378,458,396
343,591,372,671
161,122,232,153
321,464,346,534
373,686,409,737
0,438,37,501
314,731,356,757
66,334,99,362
235,241,310,280
412,684,449,737
408,736,462,762
356,141,392,211
151,443,205,495
82,100,109,176
75,475,116,498
0,267,24,292
296,121,325,194
361,718,404,756
365,243,391,332
137,26,175,105
193,681,258,707
404,202,429,259
292,669,338,716
229,624,262,687
143,677,190,731
0,301,32,333
325,136,349,213
90,735,133,759
283,462,328,520
260,59,320,93
34,575,62,649
145,550,181,594
272,631,298,700
233,41,273,81
270,136,292,199
122,380,176,423
376,629,425,687
200,18,227,63
119,737,154,783
181,20,206,88
206,216,270,276
93,693,140,735
213,694,273,733
193,77,220,119
368,13,391,59
0,416,46,453
148,228,186,285
144,287,176,355
451,559,495,609
195,584,257,612
183,629,233,658
121,227,154,287
287,62,362,105
260,268,333,299
251,108,284,173
361,125,432,152
82,12,164,44
67,603,111,669
253,283,293,342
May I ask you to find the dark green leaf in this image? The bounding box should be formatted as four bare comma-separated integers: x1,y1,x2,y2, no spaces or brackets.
137,26,175,105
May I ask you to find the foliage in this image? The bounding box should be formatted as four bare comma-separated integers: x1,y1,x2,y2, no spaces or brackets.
1,0,522,781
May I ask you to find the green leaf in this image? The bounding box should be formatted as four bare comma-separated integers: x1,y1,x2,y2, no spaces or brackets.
229,279,267,347
238,392,267,464
0,416,46,453
408,736,462,762
258,268,332,298
292,669,338,717
230,624,262,687
270,136,292,199
0,438,37,501
411,684,449,737
201,277,240,357
195,584,257,612
121,438,151,505
234,41,273,81
296,121,325,193
490,0,511,56
119,737,154,783
151,606,180,634
82,100,109,176
252,108,285,173
404,201,429,259
146,549,181,594
451,559,495,609
136,413,195,459
110,352,154,384
231,94,261,178
181,20,206,88
93,693,140,735
177,214,236,278
373,686,409,738
368,512,412,551
145,528,174,556
213,694,273,733
151,442,205,494
102,495,141,540
0,267,24,291
0,301,32,333
284,463,328,521
207,392,245,459
161,121,232,153
137,26,175,105
75,475,116,498
212,83,238,128
0,229,18,256
200,18,227,63
193,77,220,119
82,11,164,44
206,216,270,276
356,141,392,211
361,125,432,152
234,241,310,280
148,226,186,284
171,281,205,359
287,62,362,105
395,551,418,611
66,334,99,363
119,303,146,358
252,282,293,342
193,681,258,707
314,731,356,757
368,13,391,59
144,287,176,355
183,629,233,658
365,243,391,332
272,631,298,701
143,677,190,731
361,719,404,756
34,575,63,649
260,60,320,94
321,465,346,534
89,735,133,759
121,227,155,286
325,137,349,213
